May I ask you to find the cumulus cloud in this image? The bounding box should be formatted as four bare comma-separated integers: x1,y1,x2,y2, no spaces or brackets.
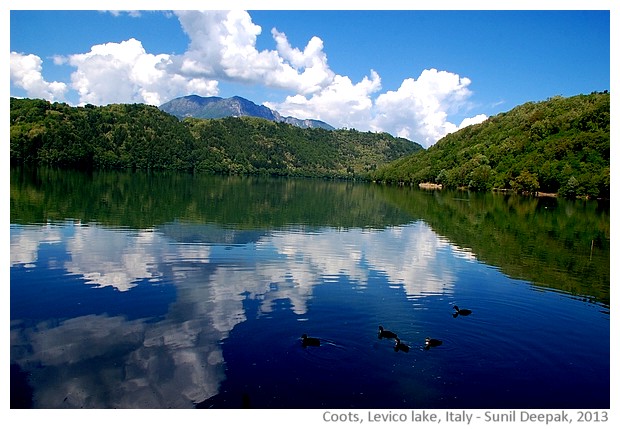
268,67,487,147
64,38,219,106
10,52,68,101
171,11,488,145
370,68,485,147
265,70,382,129
171,11,334,95
9,10,488,146
459,114,489,129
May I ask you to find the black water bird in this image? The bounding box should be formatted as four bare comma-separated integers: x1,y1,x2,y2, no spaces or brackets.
301,334,321,347
453,305,472,317
425,337,443,349
394,338,410,353
378,326,399,340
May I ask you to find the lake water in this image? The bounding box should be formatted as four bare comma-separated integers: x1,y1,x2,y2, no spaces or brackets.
10,168,610,409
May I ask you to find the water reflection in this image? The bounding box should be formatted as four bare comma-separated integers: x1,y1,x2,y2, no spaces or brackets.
10,223,62,268
66,226,165,291
11,219,464,408
11,168,610,304
11,220,460,303
10,171,610,409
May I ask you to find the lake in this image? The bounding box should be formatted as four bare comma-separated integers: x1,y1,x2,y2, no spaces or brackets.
10,168,610,409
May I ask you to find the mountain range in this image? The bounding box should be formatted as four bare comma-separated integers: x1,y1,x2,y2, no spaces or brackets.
160,95,334,130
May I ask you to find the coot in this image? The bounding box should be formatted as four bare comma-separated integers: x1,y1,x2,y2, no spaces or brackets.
453,305,472,316
301,334,320,347
378,326,398,339
425,337,443,349
394,338,410,353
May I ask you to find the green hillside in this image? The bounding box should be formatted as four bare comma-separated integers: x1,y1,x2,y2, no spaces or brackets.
10,98,422,179
372,92,610,198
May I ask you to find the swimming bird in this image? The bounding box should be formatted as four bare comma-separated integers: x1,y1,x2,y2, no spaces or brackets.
394,338,410,353
453,305,472,317
301,334,320,347
425,337,443,349
378,325,399,339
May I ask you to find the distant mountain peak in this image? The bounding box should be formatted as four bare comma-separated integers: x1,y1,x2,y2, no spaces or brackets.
159,95,334,130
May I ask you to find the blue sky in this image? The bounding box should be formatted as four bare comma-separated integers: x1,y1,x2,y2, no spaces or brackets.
8,3,613,147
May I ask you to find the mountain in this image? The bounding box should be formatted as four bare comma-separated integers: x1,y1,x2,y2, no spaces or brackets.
160,95,335,130
372,92,610,198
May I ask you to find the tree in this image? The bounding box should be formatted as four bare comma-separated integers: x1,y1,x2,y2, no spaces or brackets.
510,171,540,194
372,92,609,198
560,176,580,199
10,97,422,179
468,165,493,191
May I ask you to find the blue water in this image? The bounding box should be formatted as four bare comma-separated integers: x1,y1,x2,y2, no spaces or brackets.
10,219,609,409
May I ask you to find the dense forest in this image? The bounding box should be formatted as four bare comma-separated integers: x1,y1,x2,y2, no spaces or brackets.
9,98,421,179
372,92,610,198
10,92,610,198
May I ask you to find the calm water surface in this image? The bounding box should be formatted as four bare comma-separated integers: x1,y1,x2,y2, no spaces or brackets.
10,169,610,409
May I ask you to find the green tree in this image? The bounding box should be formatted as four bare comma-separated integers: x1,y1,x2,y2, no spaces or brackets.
372,92,610,198
560,176,580,199
510,170,540,194
10,97,422,179
468,165,493,191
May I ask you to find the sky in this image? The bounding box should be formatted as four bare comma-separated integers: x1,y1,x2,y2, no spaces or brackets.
7,2,614,147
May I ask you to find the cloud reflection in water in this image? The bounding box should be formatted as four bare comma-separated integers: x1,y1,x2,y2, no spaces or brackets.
11,220,463,408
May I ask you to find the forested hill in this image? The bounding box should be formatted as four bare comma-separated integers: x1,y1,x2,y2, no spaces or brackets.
10,98,422,179
372,92,610,198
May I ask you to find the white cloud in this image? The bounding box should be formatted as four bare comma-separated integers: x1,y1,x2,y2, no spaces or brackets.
459,114,489,129
265,70,381,128
105,10,142,18
10,52,68,101
271,28,334,93
172,11,334,95
173,10,488,145
9,10,488,146
268,67,486,147
370,68,481,147
65,38,219,106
